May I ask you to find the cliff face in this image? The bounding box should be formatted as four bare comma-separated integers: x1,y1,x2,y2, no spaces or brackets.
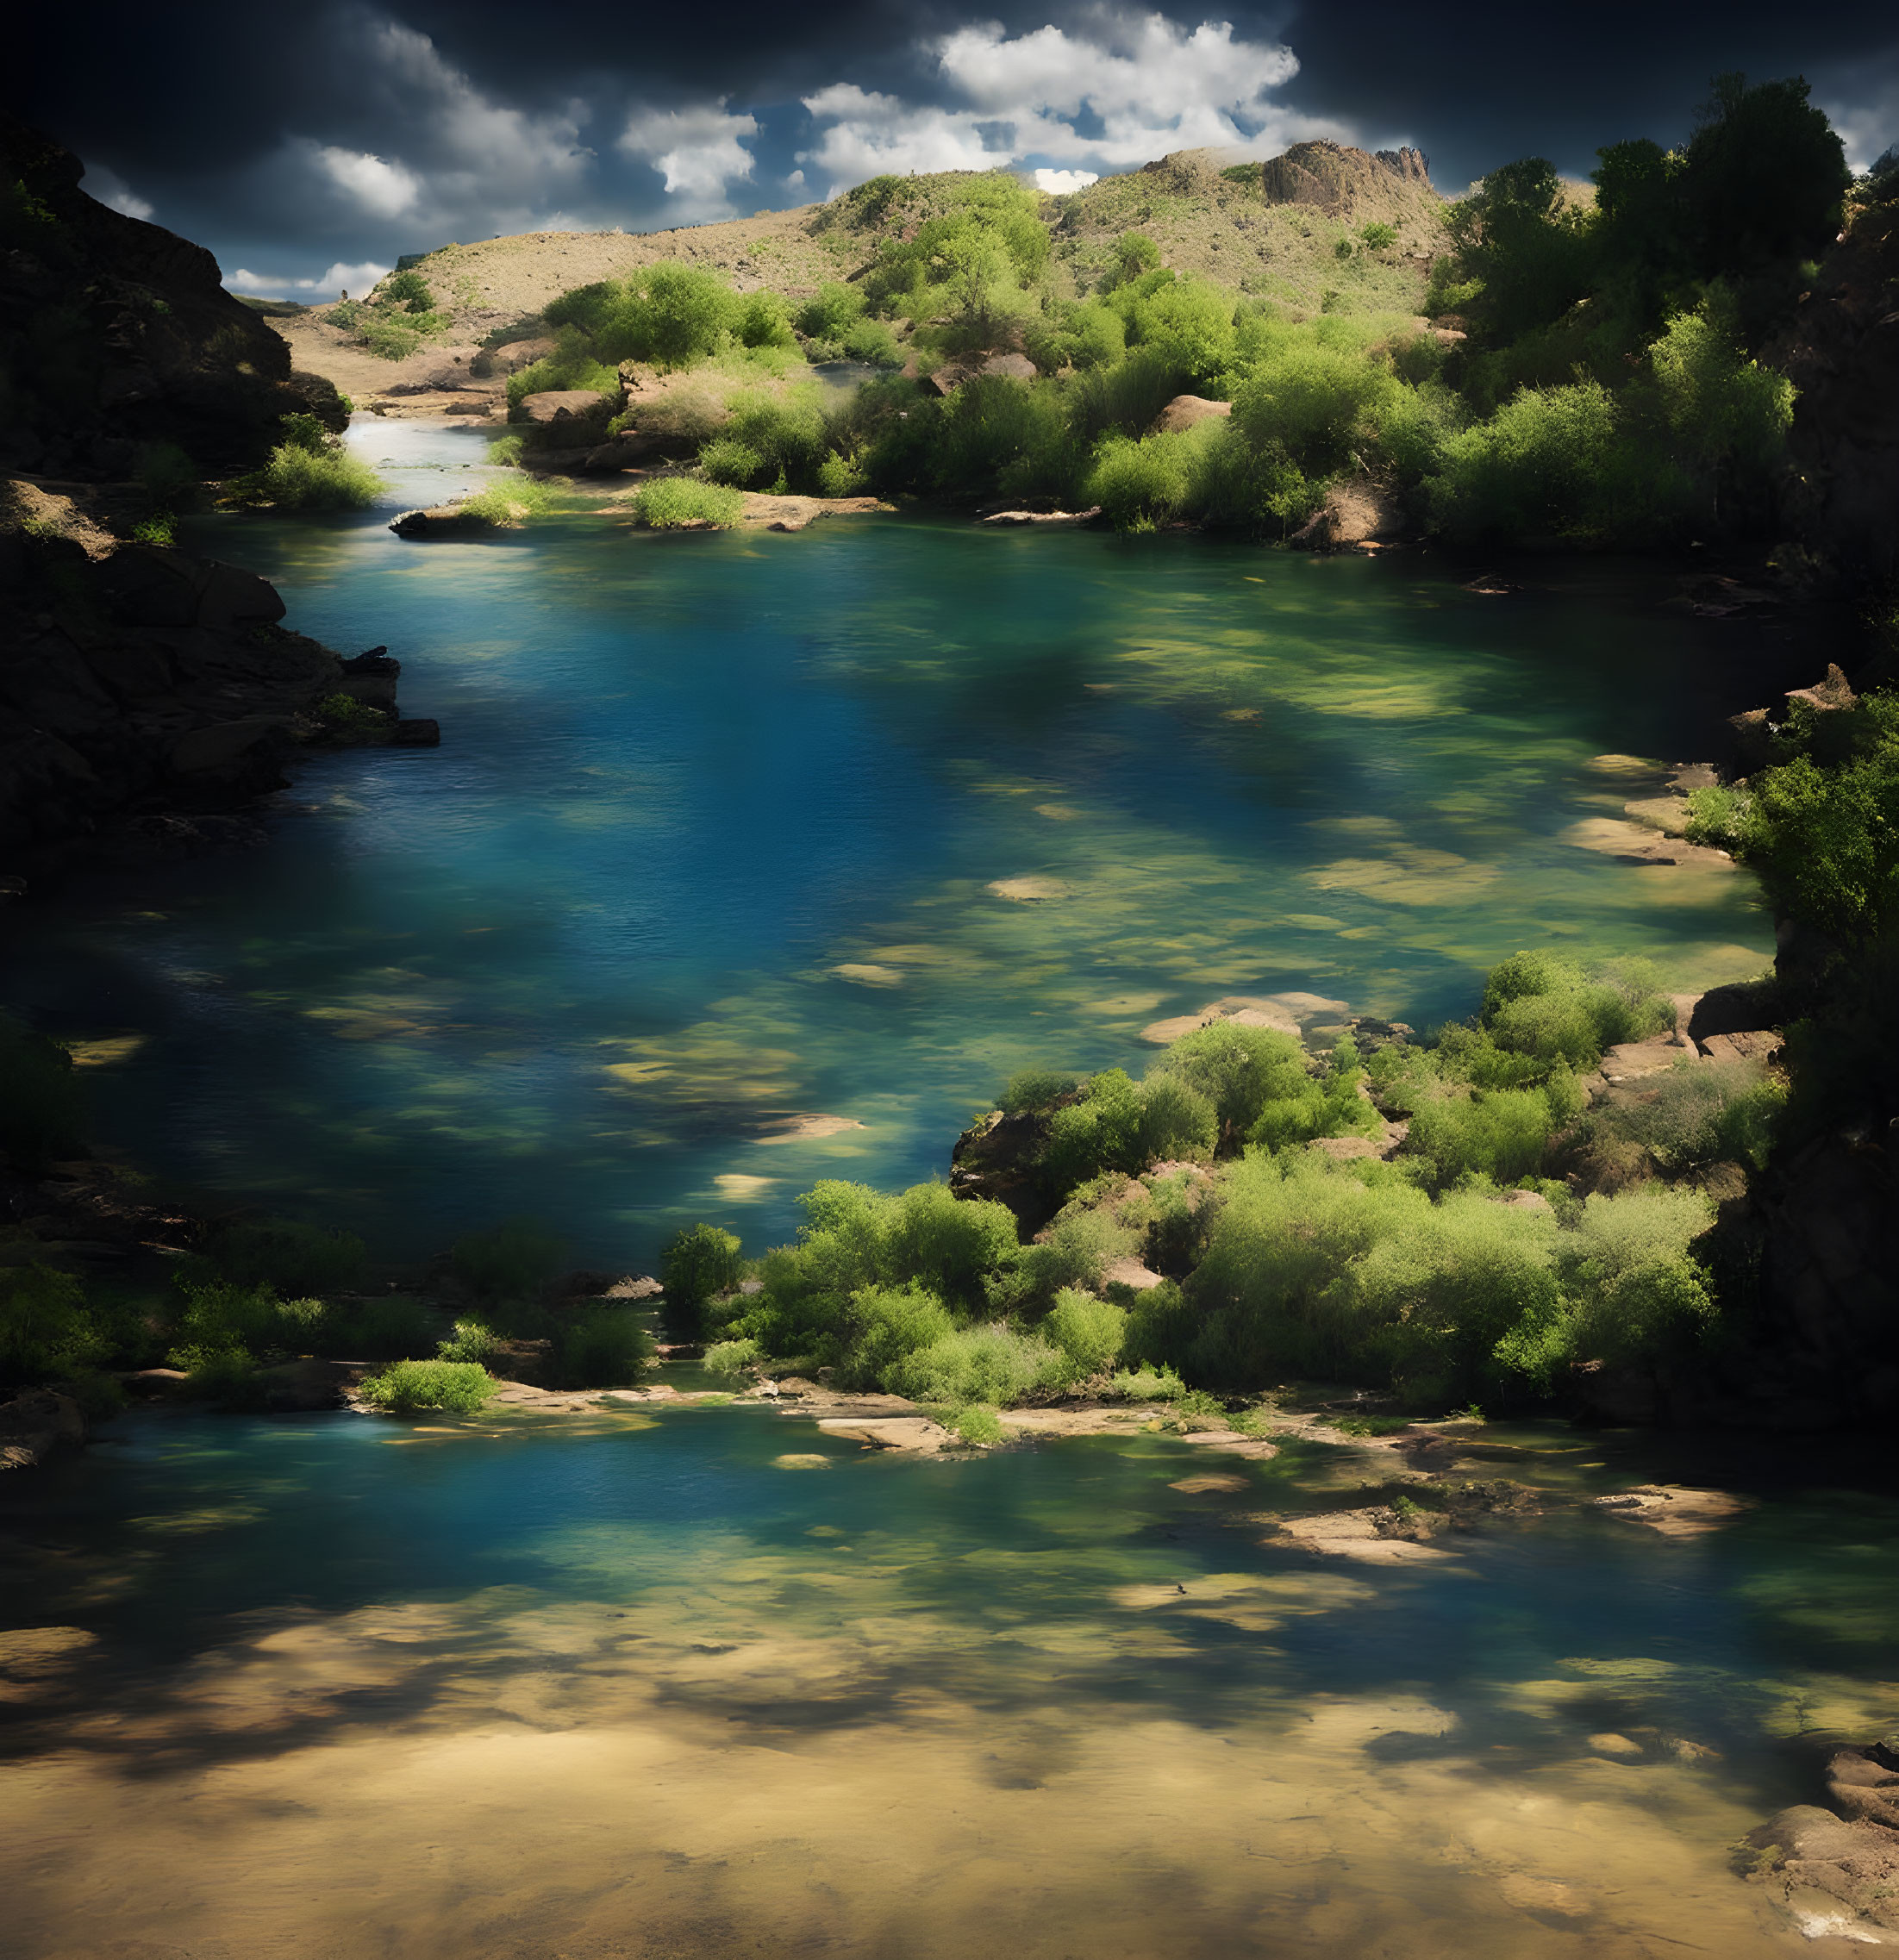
1258,140,1434,215
0,117,343,479
0,484,357,866
1771,190,1899,592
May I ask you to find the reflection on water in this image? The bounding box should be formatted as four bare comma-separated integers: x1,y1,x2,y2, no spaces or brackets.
0,425,1795,1258
3,1410,1894,1957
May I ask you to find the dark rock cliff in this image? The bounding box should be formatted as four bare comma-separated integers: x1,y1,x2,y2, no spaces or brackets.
0,115,343,479
1772,189,1899,593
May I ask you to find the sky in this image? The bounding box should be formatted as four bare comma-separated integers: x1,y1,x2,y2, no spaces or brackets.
14,1,1899,298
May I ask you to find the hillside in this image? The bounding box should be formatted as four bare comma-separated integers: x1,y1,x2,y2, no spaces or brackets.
278,141,1443,409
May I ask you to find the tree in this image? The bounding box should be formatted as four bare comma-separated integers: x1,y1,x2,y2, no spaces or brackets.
1439,158,1594,344
1682,74,1849,284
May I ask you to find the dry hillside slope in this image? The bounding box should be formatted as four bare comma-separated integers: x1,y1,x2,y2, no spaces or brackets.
291,140,1445,353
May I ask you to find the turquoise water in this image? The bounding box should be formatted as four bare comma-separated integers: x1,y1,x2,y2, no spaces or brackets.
2,424,1788,1260
3,1406,1893,1957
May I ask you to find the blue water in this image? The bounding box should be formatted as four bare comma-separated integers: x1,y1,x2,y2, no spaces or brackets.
0,424,1790,1263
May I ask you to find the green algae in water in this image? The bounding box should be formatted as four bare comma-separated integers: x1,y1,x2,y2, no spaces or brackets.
0,429,1787,1259
3,1408,1893,1957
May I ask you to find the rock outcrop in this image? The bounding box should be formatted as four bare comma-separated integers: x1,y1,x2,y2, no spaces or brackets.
0,485,423,871
1259,141,1435,216
0,116,343,478
1771,189,1899,592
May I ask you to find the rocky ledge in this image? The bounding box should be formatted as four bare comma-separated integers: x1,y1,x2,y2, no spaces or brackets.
1,484,435,880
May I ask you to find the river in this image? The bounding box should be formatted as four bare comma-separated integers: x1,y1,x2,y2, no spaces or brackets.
1,423,1795,1264
5,427,1890,1959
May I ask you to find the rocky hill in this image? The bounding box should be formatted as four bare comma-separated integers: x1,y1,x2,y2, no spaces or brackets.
284,141,1444,407
0,116,343,479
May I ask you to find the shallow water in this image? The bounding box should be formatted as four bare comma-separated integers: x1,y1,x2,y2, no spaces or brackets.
0,422,1803,1261
3,1406,1894,1958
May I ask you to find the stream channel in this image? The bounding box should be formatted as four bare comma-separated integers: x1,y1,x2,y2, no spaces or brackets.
3,423,1893,1958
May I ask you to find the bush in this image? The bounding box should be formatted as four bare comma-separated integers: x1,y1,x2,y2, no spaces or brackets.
451,1219,563,1303
835,1283,955,1389
886,1184,1018,1310
1043,1068,1146,1188
1138,1074,1218,1161
359,1359,497,1414
1427,378,1640,540
630,479,745,528
249,439,384,511
458,475,562,525
0,1014,85,1171
949,1404,1004,1445
659,1223,745,1335
1153,1021,1310,1137
360,319,423,360
210,1219,365,1295
999,1068,1081,1114
698,436,766,487
1112,1364,1186,1401
437,1319,498,1365
703,1337,763,1381
557,1308,654,1388
0,1264,99,1387
1044,1289,1127,1382
888,1324,1066,1406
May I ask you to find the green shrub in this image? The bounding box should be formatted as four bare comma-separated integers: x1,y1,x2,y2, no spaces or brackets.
1044,1067,1146,1188
835,1283,955,1389
1427,378,1641,540
0,1014,85,1171
1584,1056,1784,1175
437,1319,498,1365
360,318,423,361
1153,1021,1309,1136
703,1337,763,1381
1138,1074,1218,1161
630,479,745,528
1084,431,1197,531
841,318,904,366
998,1068,1080,1114
0,1264,99,1387
659,1223,745,1335
949,1403,1004,1445
379,269,436,313
698,436,766,487
452,1217,564,1302
1402,1085,1563,1190
178,1346,263,1406
1112,1364,1186,1401
166,1276,288,1363
210,1218,365,1295
557,1307,654,1388
315,693,392,739
796,282,867,341
359,1358,497,1414
1044,1289,1127,1382
734,290,797,350
458,475,562,525
886,1184,1018,1309
249,440,384,510
888,1324,1066,1407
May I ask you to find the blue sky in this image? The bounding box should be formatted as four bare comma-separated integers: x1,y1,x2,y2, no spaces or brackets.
15,1,1898,297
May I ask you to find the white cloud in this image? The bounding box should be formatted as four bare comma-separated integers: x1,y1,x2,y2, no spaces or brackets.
225,259,392,301
619,100,759,210
317,146,422,218
86,165,153,221
1818,56,1899,172
800,11,1354,197
1033,168,1099,195
800,82,1013,189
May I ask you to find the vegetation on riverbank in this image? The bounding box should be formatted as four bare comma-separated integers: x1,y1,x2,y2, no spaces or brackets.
649,951,1781,1424
484,74,1853,551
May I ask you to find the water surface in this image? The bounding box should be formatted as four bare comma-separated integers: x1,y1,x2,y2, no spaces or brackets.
3,1406,1892,1958
0,423,1793,1258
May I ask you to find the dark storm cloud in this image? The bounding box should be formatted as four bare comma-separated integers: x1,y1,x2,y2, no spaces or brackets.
13,1,1898,294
